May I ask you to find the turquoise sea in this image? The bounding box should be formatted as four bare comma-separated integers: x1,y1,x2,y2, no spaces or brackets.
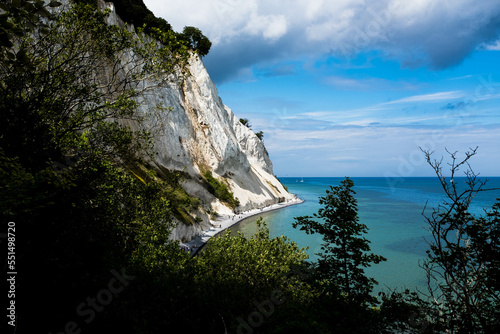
229,177,500,293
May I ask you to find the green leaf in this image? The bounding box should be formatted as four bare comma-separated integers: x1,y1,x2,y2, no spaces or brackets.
0,32,13,47
49,1,62,8
11,0,21,9
6,49,15,59
11,25,24,36
0,19,14,30
16,48,28,63
23,2,35,12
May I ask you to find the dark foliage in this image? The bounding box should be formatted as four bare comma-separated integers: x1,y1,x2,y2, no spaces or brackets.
294,177,386,302
420,148,500,333
108,0,172,33
87,0,212,56
179,26,212,57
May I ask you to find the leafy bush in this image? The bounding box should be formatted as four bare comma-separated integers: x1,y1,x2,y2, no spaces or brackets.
77,0,212,56
179,26,212,57
202,170,240,209
239,117,251,128
149,166,201,224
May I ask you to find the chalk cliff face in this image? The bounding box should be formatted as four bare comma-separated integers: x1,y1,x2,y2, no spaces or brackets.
101,1,293,240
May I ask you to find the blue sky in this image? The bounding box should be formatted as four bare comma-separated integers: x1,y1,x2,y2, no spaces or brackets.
144,0,500,177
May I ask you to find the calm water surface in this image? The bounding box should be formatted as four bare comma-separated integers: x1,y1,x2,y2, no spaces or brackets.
229,177,500,293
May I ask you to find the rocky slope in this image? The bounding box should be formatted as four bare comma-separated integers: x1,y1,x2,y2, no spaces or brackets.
101,0,294,241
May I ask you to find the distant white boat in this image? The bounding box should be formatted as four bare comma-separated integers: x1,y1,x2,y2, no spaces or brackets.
300,177,304,182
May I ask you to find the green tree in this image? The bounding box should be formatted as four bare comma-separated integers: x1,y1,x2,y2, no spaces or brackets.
293,177,386,300
0,0,61,68
255,130,264,140
106,0,172,34
180,26,211,57
239,117,252,128
107,218,319,333
194,218,317,332
421,147,500,333
0,1,189,170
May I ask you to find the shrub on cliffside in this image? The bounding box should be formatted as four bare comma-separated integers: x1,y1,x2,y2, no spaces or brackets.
202,170,240,209
107,0,172,33
85,0,212,56
179,26,212,57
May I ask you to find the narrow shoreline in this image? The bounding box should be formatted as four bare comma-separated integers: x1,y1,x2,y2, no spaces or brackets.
181,196,304,255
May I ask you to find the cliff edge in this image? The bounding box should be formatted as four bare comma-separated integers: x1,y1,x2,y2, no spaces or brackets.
101,1,293,241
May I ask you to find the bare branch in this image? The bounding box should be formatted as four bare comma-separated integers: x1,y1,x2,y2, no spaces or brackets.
420,147,500,332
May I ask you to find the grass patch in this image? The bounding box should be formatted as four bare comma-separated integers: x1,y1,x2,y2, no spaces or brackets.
130,164,202,225
202,170,239,210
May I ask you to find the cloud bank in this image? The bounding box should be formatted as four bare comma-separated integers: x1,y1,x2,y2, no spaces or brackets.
145,0,500,83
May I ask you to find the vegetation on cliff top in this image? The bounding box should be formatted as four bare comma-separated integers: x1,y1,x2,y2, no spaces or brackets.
74,0,211,56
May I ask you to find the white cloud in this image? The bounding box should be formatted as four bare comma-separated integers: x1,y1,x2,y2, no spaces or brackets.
383,91,465,104
322,75,417,91
143,0,500,82
448,75,475,81
144,0,287,43
482,39,500,50
294,90,466,126
244,13,287,41
266,121,500,176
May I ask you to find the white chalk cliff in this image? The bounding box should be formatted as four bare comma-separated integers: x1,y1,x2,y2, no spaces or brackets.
101,1,294,241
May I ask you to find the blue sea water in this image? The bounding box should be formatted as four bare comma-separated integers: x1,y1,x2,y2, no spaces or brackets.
229,177,500,293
